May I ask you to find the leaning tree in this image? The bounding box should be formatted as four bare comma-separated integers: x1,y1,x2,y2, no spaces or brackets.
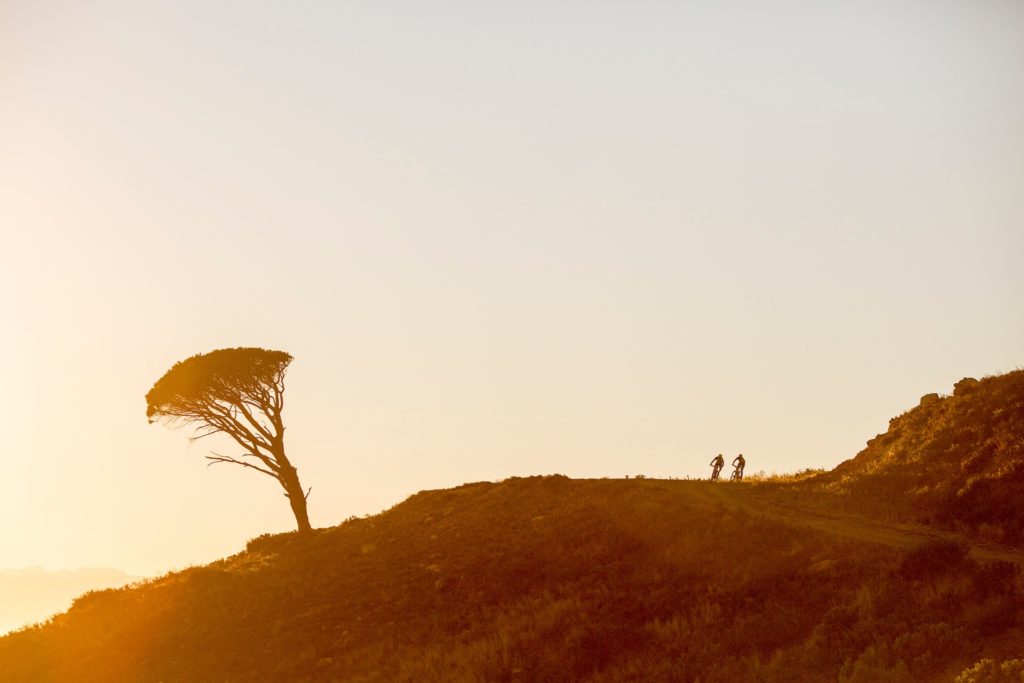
145,347,312,533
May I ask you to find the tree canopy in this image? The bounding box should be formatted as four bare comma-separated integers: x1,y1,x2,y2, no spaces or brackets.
146,347,293,425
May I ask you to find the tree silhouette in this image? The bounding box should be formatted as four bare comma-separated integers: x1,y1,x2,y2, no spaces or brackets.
145,347,312,533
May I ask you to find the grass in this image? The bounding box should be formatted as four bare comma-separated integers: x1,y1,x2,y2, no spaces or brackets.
1,476,1022,682
2,369,1022,682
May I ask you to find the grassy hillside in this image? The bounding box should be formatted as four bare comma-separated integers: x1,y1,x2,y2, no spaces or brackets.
806,370,1024,543
3,369,1023,682
1,476,1021,682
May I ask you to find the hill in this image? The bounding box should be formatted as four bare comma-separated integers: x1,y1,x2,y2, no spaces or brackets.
803,369,1024,544
1,476,1022,682
0,568,139,636
1,370,1022,682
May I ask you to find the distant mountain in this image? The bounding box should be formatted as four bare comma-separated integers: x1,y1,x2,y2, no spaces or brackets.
0,567,140,636
0,371,1021,681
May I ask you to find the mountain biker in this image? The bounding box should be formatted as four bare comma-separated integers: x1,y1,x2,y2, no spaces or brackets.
731,454,746,481
709,453,725,481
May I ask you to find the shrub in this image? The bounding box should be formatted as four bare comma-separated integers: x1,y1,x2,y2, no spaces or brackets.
955,658,1024,683
897,539,969,579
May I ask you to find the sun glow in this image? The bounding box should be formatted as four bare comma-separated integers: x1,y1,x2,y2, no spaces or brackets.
1,0,1022,583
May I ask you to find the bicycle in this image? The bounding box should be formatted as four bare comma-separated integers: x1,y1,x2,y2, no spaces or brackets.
710,464,722,482
730,466,743,482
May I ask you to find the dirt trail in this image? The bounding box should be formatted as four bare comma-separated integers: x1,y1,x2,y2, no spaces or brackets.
651,479,1024,566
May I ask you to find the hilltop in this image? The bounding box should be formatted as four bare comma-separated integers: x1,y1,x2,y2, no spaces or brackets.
2,477,1022,682
0,371,1022,682
801,369,1024,544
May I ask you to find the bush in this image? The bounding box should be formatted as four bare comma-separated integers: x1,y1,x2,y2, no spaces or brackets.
956,658,1024,683
897,539,969,579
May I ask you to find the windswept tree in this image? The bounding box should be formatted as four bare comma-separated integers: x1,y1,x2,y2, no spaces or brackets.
145,347,312,533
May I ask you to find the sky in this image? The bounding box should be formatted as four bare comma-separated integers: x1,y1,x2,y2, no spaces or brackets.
1,1,1022,577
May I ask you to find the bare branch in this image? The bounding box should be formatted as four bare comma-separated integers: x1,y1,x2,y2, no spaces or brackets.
205,453,280,480
197,414,282,474
235,399,276,442
187,427,223,444
203,400,274,453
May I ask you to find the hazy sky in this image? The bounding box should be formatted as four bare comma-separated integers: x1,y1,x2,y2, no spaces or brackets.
2,1,1022,576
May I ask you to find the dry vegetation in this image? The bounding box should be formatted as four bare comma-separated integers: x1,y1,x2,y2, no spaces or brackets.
1,370,1022,682
788,370,1024,545
1,475,1022,682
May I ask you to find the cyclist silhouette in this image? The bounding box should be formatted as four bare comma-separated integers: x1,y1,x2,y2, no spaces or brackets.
709,453,725,481
731,453,746,481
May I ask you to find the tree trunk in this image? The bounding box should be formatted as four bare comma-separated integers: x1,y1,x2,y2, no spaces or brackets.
280,463,312,533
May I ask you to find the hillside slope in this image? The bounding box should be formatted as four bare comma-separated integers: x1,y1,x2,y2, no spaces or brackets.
3,369,1023,682
1,476,1022,682
0,568,138,636
809,370,1024,543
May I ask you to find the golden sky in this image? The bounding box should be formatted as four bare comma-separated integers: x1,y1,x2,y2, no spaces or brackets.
2,1,1022,576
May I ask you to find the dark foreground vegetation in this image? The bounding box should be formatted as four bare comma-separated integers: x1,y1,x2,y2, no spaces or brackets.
1,369,1022,682
1,475,1022,682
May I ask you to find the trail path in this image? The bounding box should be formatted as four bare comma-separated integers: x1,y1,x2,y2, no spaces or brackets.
650,479,1024,566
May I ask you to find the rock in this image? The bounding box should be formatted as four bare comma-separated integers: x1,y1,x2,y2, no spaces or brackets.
954,377,979,396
